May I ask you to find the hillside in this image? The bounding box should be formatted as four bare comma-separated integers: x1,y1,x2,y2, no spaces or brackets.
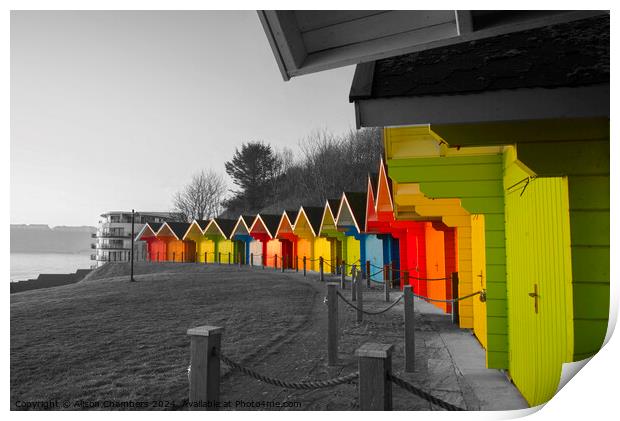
10,224,96,253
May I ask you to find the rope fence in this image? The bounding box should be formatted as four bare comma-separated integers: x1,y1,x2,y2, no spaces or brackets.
187,324,466,411
388,373,464,411
337,291,404,315
413,290,482,304
217,351,359,390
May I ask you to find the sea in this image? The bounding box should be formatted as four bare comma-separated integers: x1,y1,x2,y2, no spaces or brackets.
10,252,93,282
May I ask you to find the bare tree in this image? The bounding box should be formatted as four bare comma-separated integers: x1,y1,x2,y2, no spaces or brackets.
172,170,227,222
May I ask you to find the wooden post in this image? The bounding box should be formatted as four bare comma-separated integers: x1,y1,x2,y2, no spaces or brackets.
173,252,176,262
250,253,253,267
281,255,285,273
218,252,221,265
356,343,393,411
204,251,207,264
366,260,371,288
181,251,184,262
228,252,231,265
262,254,265,270
295,255,298,272
274,254,278,271
356,271,363,323
238,252,242,267
303,256,307,277
187,325,223,410
157,251,159,262
340,260,346,289
327,283,339,366
384,267,390,303
319,257,324,282
351,270,357,302
404,283,415,372
451,272,459,325
390,261,396,288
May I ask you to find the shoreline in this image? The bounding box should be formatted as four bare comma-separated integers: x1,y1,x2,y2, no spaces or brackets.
10,270,92,294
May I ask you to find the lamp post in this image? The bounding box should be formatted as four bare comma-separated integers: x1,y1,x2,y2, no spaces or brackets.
130,209,136,282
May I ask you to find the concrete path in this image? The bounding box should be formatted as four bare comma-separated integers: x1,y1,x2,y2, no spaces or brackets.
218,269,527,410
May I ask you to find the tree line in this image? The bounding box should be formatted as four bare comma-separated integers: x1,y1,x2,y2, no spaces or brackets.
172,128,383,221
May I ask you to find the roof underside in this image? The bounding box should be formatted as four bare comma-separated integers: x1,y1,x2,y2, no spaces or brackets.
259,10,606,80
351,14,609,101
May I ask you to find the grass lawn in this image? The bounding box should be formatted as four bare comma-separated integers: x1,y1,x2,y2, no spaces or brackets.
11,263,316,410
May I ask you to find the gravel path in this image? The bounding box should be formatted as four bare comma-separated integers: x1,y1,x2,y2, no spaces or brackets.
217,269,491,410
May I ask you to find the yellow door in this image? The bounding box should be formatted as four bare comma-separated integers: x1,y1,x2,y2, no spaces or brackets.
471,214,488,349
505,176,573,406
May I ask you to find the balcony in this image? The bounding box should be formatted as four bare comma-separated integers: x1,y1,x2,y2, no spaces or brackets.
98,244,129,250
96,232,131,239
91,233,97,238
91,244,96,249
90,254,96,260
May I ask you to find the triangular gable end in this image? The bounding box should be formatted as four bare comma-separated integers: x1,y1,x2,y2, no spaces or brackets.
276,212,295,237
183,220,206,240
293,207,314,237
231,216,251,237
249,215,274,239
337,193,363,233
156,223,179,240
319,200,338,235
366,175,378,230
135,224,157,241
204,219,227,237
377,159,395,214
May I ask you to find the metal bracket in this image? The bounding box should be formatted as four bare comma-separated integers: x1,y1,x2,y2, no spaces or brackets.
479,289,487,302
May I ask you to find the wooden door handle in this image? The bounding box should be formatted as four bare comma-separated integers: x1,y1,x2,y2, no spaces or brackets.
528,284,539,314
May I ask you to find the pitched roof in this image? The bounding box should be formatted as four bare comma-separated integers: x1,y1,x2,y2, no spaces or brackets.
342,192,368,231
300,206,324,236
327,199,341,216
195,219,210,231
259,214,282,237
285,209,299,224
368,172,379,199
148,222,163,232
165,222,191,239
351,14,609,101
135,222,160,240
241,215,256,226
212,218,237,238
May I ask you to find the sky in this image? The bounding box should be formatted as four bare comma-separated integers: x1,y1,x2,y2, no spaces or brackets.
10,10,356,227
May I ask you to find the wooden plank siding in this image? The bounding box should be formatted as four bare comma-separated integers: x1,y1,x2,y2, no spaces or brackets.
385,126,508,369
503,146,574,406
516,139,610,362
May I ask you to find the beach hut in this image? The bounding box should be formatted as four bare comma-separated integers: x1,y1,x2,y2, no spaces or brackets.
155,222,195,262
365,160,433,296
334,192,366,274
182,220,210,262
248,214,281,268
361,173,388,281
230,215,256,265
203,219,238,264
135,222,164,262
275,210,299,269
318,199,347,274
293,206,323,272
